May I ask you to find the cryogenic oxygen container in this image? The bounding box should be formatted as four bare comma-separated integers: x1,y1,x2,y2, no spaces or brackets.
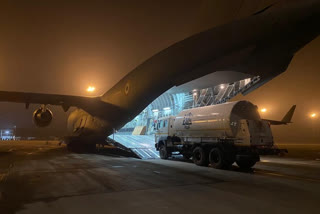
173,101,261,138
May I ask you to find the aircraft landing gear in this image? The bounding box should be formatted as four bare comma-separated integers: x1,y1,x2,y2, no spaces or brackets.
67,143,96,153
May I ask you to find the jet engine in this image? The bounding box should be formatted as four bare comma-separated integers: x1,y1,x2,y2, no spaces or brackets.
33,106,53,127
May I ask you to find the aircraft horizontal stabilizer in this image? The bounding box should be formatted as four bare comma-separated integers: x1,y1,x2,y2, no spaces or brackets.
263,105,296,125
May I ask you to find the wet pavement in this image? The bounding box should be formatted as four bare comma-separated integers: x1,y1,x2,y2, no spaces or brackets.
0,141,320,214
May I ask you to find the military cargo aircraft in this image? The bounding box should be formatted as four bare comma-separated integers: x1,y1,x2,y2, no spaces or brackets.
0,0,319,151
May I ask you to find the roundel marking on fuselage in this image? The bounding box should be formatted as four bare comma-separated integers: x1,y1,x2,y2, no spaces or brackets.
124,81,130,95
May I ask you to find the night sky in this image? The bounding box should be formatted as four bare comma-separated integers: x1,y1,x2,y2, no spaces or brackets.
0,0,319,142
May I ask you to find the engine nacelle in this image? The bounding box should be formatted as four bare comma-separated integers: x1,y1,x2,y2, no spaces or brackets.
33,107,53,127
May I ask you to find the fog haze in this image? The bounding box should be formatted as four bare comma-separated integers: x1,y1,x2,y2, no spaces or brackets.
0,0,319,143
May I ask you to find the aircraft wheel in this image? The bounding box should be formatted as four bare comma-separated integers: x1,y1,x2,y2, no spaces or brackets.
67,143,96,153
84,144,96,153
192,147,208,166
67,143,77,152
159,145,169,159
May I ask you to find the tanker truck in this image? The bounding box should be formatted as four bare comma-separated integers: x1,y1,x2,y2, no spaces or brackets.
155,101,295,169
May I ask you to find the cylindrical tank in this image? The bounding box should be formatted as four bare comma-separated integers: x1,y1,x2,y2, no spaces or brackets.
173,101,260,138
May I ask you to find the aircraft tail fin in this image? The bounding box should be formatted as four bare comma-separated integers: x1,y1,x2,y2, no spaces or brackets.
281,105,296,123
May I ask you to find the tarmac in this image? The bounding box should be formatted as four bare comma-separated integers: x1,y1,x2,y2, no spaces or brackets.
0,141,320,214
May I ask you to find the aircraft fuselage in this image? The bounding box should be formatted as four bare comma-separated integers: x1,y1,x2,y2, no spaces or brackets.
65,0,319,144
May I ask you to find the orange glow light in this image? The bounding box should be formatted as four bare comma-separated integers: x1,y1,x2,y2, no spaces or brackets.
260,108,267,113
310,113,317,118
87,86,96,92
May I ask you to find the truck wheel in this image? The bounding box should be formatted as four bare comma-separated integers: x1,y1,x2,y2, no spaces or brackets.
159,145,169,159
209,148,234,169
193,147,208,166
209,148,225,169
236,159,257,169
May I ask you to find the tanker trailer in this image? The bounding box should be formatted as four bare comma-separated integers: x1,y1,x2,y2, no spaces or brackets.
155,100,295,169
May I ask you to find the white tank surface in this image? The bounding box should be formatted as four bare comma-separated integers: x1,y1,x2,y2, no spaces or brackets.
173,101,269,144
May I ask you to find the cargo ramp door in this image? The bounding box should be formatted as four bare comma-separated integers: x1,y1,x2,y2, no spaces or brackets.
107,134,159,159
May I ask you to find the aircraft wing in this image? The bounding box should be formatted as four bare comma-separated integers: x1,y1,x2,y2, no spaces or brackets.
0,91,99,111
0,91,122,121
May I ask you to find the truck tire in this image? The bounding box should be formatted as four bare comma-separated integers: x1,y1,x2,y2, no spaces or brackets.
236,159,257,169
192,147,209,166
209,148,224,169
159,145,169,159
209,148,233,169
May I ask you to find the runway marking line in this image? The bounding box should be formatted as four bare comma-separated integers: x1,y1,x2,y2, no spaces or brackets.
256,171,320,183
111,166,124,168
